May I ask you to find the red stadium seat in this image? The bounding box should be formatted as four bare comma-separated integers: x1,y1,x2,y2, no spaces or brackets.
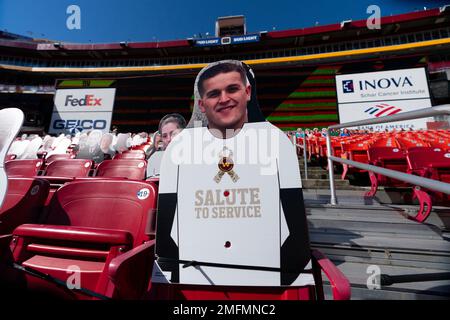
395,136,430,150
96,159,147,180
5,159,44,177
371,136,400,148
113,151,146,160
0,178,49,234
341,141,371,179
43,159,93,178
4,179,158,299
44,153,74,165
39,159,94,206
365,147,409,197
113,153,146,160
406,147,450,222
122,150,145,154
428,138,450,152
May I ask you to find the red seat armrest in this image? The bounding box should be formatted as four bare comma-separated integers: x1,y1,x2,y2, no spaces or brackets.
312,249,351,300
13,224,133,246
108,240,156,299
36,176,76,184
428,162,450,169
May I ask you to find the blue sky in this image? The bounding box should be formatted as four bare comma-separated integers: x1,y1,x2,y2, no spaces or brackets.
0,0,448,43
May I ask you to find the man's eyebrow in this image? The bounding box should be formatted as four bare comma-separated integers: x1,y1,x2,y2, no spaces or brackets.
205,83,242,95
205,89,220,97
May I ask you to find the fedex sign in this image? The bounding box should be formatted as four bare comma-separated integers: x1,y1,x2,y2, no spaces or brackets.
65,94,102,107
49,88,115,134
54,88,115,113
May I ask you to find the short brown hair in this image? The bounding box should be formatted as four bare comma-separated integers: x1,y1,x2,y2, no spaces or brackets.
198,62,247,97
158,113,186,133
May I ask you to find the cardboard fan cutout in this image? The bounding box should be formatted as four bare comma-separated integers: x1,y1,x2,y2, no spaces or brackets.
146,150,164,178
0,108,24,208
153,60,313,287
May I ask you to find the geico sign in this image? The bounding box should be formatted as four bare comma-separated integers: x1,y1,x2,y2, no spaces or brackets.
52,119,107,130
65,95,102,106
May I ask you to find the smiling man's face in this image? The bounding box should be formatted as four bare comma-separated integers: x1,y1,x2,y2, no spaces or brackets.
198,71,251,134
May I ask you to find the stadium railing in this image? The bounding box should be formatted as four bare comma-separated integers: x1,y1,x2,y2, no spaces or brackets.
325,105,450,219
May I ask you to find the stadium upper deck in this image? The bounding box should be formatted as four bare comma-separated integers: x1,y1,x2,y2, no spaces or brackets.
1,7,450,132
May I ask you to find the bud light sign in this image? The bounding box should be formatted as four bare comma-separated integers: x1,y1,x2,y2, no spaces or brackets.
49,88,116,134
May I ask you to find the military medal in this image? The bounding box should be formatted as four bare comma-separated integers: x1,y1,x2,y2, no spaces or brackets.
214,147,239,183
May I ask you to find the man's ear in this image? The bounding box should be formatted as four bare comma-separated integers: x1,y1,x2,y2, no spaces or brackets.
198,99,206,113
246,85,252,101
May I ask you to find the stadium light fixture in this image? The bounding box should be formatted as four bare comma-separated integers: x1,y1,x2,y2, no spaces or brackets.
119,41,128,48
53,42,62,49
340,20,352,29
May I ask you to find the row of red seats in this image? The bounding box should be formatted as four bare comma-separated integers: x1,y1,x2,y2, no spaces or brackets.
2,157,150,235
366,146,450,222
297,130,450,223
7,148,148,177
299,130,450,167
5,158,147,180
0,177,157,299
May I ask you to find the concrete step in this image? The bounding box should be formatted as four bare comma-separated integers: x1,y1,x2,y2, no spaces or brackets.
301,171,341,180
302,178,357,189
299,167,334,175
307,200,450,299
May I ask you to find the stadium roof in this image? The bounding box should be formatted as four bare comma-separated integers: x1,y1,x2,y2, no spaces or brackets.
0,7,447,53
0,7,449,75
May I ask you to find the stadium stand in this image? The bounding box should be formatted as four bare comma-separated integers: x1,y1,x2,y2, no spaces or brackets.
5,159,43,177
2,5,450,300
95,159,147,180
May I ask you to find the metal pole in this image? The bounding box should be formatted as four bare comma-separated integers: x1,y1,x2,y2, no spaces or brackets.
291,134,296,148
326,131,337,205
303,135,308,180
